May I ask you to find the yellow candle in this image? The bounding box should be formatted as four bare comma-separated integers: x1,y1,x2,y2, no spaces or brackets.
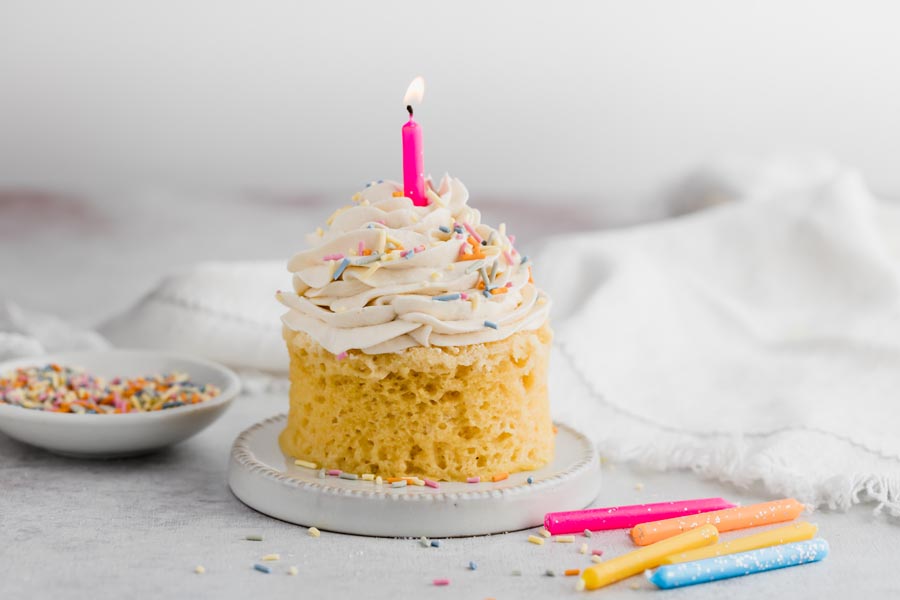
661,521,817,565
580,524,719,590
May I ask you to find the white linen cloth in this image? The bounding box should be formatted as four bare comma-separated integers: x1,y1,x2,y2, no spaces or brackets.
3,160,899,515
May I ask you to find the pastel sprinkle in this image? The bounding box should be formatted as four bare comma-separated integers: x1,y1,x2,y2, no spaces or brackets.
245,534,263,541
261,553,280,561
584,529,592,538
591,554,603,563
392,480,407,488
332,258,350,280
194,565,205,574
322,253,344,261
361,473,375,481
459,292,469,300
424,478,440,489
580,543,589,555
565,568,580,577
591,549,603,556
469,561,478,571
294,459,317,469
433,579,450,586
576,579,587,591
528,535,545,545
512,569,522,576
438,225,451,233
521,255,529,265
326,469,342,477
545,569,556,577
287,566,298,576
466,476,480,484
358,241,365,254
433,293,462,301
556,535,576,543
375,476,383,485
339,472,359,480
317,469,326,479
414,244,425,253
492,472,509,482
431,540,441,548
540,528,552,538
420,537,430,548
503,250,515,266
463,222,483,243
484,321,499,330
527,476,534,484
254,564,271,574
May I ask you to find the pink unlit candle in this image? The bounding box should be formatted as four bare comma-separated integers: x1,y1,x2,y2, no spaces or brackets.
544,497,736,535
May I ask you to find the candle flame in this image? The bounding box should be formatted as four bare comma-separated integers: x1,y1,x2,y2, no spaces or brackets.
403,76,425,106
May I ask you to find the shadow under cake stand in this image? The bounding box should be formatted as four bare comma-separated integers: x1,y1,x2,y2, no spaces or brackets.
228,414,600,537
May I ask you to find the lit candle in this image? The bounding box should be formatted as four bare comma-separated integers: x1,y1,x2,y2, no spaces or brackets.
402,76,426,206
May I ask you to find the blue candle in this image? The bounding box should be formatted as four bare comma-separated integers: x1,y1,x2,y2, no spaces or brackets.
647,539,829,589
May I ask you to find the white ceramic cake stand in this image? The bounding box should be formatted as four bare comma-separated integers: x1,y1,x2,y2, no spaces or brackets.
227,414,601,537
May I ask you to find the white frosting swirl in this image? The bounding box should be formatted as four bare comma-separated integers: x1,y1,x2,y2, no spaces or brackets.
278,175,550,354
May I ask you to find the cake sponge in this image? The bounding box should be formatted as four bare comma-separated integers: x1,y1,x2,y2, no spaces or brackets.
279,323,554,480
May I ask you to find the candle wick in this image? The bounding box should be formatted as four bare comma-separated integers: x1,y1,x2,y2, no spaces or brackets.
406,105,414,117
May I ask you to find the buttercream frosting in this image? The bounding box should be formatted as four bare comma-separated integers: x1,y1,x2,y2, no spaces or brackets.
277,175,550,354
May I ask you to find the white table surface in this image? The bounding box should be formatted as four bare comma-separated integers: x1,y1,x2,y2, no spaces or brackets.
1,188,897,598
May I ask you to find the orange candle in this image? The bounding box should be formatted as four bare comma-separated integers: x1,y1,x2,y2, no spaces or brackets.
630,498,804,546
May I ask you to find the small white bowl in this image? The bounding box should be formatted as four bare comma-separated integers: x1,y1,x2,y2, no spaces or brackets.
0,350,240,458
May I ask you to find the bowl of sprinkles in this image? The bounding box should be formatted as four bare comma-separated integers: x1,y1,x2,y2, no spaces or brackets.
0,350,240,458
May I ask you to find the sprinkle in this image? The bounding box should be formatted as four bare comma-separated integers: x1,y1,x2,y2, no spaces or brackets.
490,260,499,280
528,535,545,545
584,529,592,538
512,569,522,576
194,565,205,574
527,476,534,484
468,561,477,571
463,222,483,243
430,271,441,280
245,534,263,541
424,478,440,489
339,472,359,480
556,535,575,543
565,568,580,577
545,569,556,577
414,244,425,253
287,566,298,576
591,549,603,556
433,579,450,586
411,478,426,487
392,480,407,488
431,540,441,548
438,225,451,233
392,191,404,197
433,293,462,301
540,528,552,538
466,476,480,484
322,253,344,261
580,543,589,555
634,482,644,491
490,287,508,295
361,473,375,481
491,472,508,482
254,564,271,574
484,321,499,330
576,579,587,591
503,250,515,266
591,555,603,563
454,225,464,234
357,241,365,255
419,537,430,548
459,292,469,300
261,553,280,561
326,469,342,477
375,476,383,485
293,459,317,469
308,527,321,537
520,255,529,265
318,470,326,479
332,258,350,280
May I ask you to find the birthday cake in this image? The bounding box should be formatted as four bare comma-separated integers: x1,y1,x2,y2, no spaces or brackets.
276,175,553,481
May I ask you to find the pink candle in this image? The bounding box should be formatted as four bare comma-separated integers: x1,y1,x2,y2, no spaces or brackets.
402,76,426,206
544,497,736,535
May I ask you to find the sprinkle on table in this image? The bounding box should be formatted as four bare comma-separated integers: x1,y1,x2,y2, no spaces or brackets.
580,543,589,555
591,555,604,564
526,476,534,484
254,564,271,574
293,459,317,469
466,476,480,484
565,568,581,577
491,472,508,482
431,540,441,548
261,553,280,561
308,527,321,538
0,365,220,414
584,529,592,538
528,535,545,546
556,535,576,543
433,579,450,587
339,472,359,480
424,478,440,489
591,549,604,556
245,534,263,541
194,565,205,575
539,528,552,538
468,561,478,571
287,566,298,576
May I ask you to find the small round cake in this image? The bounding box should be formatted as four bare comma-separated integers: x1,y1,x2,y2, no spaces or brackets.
277,176,552,481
